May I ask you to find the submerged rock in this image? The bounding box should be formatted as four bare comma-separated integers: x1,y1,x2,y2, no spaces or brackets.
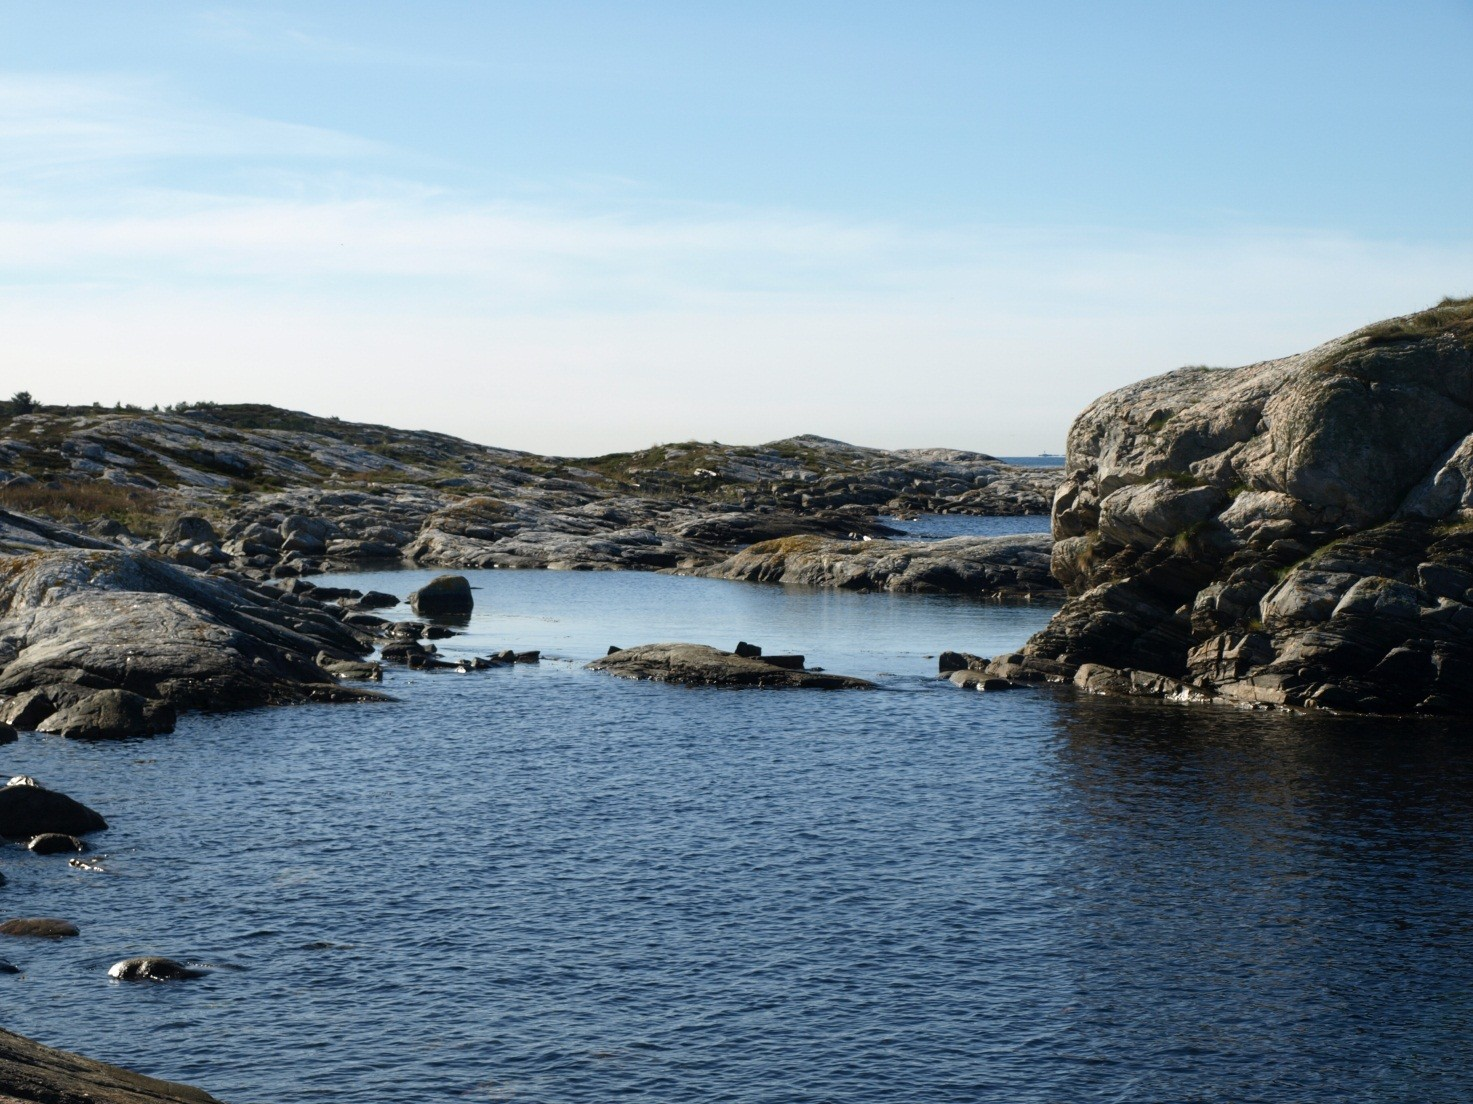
108,956,206,981
0,918,80,939
586,643,874,689
27,833,85,855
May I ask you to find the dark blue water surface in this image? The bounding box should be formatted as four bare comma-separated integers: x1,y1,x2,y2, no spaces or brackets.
881,514,1052,541
4,570,1473,1103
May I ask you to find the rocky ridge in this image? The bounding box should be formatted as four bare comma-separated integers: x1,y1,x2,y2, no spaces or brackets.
0,411,1059,583
1012,296,1473,714
700,532,1054,597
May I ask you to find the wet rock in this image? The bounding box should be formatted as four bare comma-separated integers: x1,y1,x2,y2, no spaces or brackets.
0,959,18,974
27,833,85,855
0,779,107,838
948,671,1015,691
36,689,176,739
586,643,874,689
1,688,58,730
0,917,79,939
316,654,384,681
0,1023,227,1103
108,956,206,981
408,574,474,616
938,651,989,674
513,650,540,663
0,721,14,745
734,641,762,657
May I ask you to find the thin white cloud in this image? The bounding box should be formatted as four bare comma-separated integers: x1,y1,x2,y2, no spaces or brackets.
194,8,460,68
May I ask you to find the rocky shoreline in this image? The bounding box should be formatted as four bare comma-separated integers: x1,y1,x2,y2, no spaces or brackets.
1005,296,1473,714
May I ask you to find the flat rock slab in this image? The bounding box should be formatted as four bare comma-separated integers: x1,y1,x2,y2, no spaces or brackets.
1,918,80,939
587,643,874,689
0,1024,225,1104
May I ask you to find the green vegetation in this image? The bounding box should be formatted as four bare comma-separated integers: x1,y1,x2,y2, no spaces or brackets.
0,480,163,537
6,391,36,415
1358,295,1473,349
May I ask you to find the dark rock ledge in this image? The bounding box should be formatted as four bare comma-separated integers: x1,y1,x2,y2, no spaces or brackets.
0,1024,225,1103
587,643,875,689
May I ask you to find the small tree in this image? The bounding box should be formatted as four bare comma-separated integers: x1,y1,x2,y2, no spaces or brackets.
8,390,36,414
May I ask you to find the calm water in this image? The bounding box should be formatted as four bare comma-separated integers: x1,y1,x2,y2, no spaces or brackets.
3,570,1472,1103
881,514,1052,541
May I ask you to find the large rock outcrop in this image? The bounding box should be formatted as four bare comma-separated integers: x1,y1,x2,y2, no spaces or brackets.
1021,297,1473,713
700,532,1058,597
0,547,381,734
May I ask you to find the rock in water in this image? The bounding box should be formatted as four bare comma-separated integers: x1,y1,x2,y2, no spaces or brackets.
108,956,206,981
0,918,80,939
586,643,874,689
1022,296,1473,714
407,574,474,616
0,722,15,745
0,1024,226,1103
36,689,176,739
0,548,382,724
0,780,107,838
27,833,85,854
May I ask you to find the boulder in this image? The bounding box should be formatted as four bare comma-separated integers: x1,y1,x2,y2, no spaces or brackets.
36,689,176,739
0,721,14,745
108,956,206,981
408,574,474,616
0,918,79,939
938,651,988,673
586,643,874,689
162,515,218,545
0,780,107,838
27,833,85,854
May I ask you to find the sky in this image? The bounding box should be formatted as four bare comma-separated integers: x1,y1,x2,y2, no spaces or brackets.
2,2,1470,457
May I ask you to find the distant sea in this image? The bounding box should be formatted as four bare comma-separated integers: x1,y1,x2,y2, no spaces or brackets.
997,454,1065,467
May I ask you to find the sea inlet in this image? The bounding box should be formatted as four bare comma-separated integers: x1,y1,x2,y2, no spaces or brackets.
4,567,1472,1103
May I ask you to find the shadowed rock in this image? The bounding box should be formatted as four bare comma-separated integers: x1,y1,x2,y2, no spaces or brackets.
0,780,107,838
586,643,874,689
27,833,85,855
0,1024,226,1103
36,689,176,739
407,574,473,616
0,918,79,939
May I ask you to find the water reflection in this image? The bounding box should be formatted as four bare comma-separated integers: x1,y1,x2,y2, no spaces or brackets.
1044,694,1473,1101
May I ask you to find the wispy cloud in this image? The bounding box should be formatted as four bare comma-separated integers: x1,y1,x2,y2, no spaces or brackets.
194,8,456,67
2,71,1469,454
0,73,388,187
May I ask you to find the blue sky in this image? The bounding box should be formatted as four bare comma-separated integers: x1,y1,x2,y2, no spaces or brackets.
2,1,1470,454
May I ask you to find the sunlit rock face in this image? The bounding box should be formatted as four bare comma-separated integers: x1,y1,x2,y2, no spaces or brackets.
1023,297,1473,714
